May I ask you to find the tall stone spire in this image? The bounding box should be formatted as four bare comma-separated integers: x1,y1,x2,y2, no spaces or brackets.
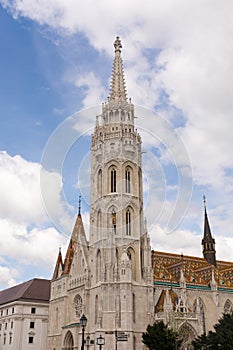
109,36,127,102
202,196,217,266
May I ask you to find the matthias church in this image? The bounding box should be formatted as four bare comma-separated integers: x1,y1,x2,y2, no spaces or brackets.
47,37,233,350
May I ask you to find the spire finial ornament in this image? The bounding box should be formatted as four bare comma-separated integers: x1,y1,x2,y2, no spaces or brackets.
203,195,206,209
114,36,122,53
78,195,82,215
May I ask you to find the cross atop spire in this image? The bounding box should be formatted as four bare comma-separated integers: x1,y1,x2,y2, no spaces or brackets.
109,36,127,103
203,195,206,209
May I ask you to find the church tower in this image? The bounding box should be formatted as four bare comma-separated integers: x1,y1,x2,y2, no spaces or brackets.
87,36,153,349
48,37,153,350
89,36,147,277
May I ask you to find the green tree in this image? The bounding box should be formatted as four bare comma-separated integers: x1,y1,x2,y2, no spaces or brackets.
192,312,233,349
142,321,182,350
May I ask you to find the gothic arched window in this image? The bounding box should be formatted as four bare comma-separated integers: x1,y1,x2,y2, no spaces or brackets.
110,167,116,192
224,299,233,314
193,297,206,334
73,295,83,318
178,323,197,350
127,247,136,280
125,167,131,193
126,209,131,236
112,209,116,234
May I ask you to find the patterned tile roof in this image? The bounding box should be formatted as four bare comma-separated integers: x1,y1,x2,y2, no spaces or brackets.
152,250,233,288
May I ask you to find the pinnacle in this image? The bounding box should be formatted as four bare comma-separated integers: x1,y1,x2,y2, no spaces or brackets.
109,36,127,103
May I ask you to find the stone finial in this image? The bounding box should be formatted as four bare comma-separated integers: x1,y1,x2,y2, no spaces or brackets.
114,36,122,53
211,269,217,291
203,194,206,209
180,268,186,288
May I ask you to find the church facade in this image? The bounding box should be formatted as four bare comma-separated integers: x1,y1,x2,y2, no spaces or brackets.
47,38,233,350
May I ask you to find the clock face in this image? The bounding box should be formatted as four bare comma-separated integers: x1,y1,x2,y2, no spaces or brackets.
74,295,83,318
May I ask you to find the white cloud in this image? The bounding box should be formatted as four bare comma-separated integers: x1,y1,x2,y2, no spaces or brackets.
75,72,107,108
0,219,66,268
3,0,231,193
150,223,233,263
0,151,75,287
1,0,233,272
150,224,202,258
0,266,19,289
0,151,73,233
0,151,45,224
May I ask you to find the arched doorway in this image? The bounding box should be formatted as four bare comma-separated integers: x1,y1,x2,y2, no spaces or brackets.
63,331,74,350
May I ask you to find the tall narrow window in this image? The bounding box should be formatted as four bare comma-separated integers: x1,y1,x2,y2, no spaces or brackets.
98,169,102,195
132,293,136,323
97,210,102,239
96,250,101,283
138,169,142,197
28,336,34,344
112,209,116,234
95,295,98,325
55,308,58,330
111,168,116,192
126,209,131,236
125,168,130,193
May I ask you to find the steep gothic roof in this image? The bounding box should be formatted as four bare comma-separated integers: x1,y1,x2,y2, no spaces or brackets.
0,278,50,306
52,213,87,280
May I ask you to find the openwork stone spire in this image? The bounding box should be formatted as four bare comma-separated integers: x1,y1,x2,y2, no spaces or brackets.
109,36,127,102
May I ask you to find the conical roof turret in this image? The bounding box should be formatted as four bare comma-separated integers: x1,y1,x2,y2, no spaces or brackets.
202,196,217,266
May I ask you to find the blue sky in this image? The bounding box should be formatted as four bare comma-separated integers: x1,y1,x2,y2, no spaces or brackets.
0,1,233,289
